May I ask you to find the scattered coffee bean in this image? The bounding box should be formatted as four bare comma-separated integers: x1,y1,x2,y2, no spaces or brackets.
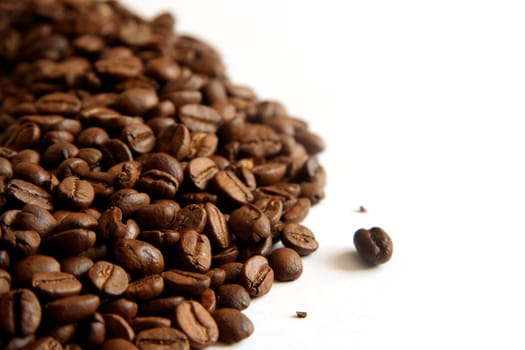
296,311,307,318
268,247,303,282
354,227,394,265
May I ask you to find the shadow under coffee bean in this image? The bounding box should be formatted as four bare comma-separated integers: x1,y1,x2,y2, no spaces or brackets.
0,0,326,348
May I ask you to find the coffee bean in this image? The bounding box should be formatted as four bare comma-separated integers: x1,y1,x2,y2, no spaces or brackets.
354,227,394,265
75,127,109,147
76,312,105,348
15,204,57,238
95,56,143,79
88,260,129,296
200,288,216,314
240,255,273,297
281,223,319,256
23,336,63,350
282,197,311,223
7,179,53,210
116,88,159,116
103,313,135,341
135,327,189,350
125,274,164,301
45,294,100,323
109,189,151,217
43,142,79,167
3,230,41,256
0,288,42,336
13,255,61,286
206,268,226,289
162,269,210,296
176,230,212,273
165,90,202,107
216,284,251,310
2,335,36,350
44,228,97,256
100,298,138,320
252,162,287,186
31,272,82,298
140,296,185,317
129,316,171,333
13,162,53,190
0,123,40,151
0,269,10,294
56,212,98,231
114,239,165,276
187,157,218,190
36,93,81,115
229,204,271,244
156,124,191,160
101,338,138,350
254,197,283,225
213,170,253,205
121,123,156,154
219,262,244,284
268,247,303,281
134,203,177,231
136,169,179,198
139,152,184,184
0,250,10,270
203,202,231,250
213,308,254,344
56,176,95,210
146,57,181,81
99,206,139,240
174,300,218,348
60,256,93,279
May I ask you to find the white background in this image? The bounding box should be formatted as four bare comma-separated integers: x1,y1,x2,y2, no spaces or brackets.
122,1,525,349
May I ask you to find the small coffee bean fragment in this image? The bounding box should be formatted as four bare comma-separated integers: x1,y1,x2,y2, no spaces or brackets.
353,227,394,265
212,308,254,344
296,311,307,318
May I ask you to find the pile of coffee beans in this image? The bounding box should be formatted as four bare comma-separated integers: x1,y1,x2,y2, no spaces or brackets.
0,1,326,348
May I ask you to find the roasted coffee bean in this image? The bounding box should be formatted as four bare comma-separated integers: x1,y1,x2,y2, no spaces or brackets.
146,57,181,81
13,162,53,189
254,197,283,225
136,169,179,198
101,298,138,320
219,262,244,284
99,206,138,240
45,294,100,323
252,162,287,186
44,229,97,256
75,127,109,147
294,129,325,155
103,313,135,341
282,197,311,223
213,170,253,205
121,123,156,154
13,255,61,287
129,317,171,333
3,230,41,256
0,288,42,336
162,269,210,296
36,93,81,115
7,179,53,210
173,204,207,233
212,245,240,266
116,88,159,116
238,125,281,158
189,132,218,158
140,230,180,250
203,202,231,250
95,56,143,79
354,227,394,265
31,272,82,298
43,142,79,167
156,124,191,160
0,157,13,178
2,334,36,350
268,247,303,281
109,160,142,189
125,274,164,301
0,268,10,294
109,189,151,217
140,296,185,317
57,212,98,231
56,176,95,210
212,308,254,344
1,123,41,151
299,181,325,204
48,323,77,344
164,90,202,107
76,312,106,348
23,336,63,350
60,256,94,280
216,284,251,310
134,203,177,231
229,204,271,244
281,223,319,256
135,327,189,350
100,139,134,168
15,204,56,238
206,268,226,289
139,152,184,184
0,250,10,270
176,230,212,273
101,338,138,350
238,235,273,261
200,288,216,314
187,157,218,190
174,300,218,348
88,260,129,296
240,255,273,297
114,239,165,276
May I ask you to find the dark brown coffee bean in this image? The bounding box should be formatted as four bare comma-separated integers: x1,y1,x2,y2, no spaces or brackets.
135,327,189,350
206,268,226,289
252,162,287,186
129,317,171,333
121,123,156,154
164,90,202,107
109,189,151,217
156,124,191,160
254,197,283,225
238,125,281,158
216,284,251,310
95,56,143,79
0,157,13,178
3,230,41,256
174,300,218,349
0,288,42,336
56,176,95,210
187,157,218,190
101,298,138,320
60,256,93,280
23,336,63,350
100,139,133,168
283,197,311,223
103,313,135,341
11,150,40,167
146,57,181,81
46,322,76,344
76,148,103,170
203,202,231,251
140,230,180,250
13,255,61,286
57,212,98,231
176,230,212,273
268,247,303,281
109,160,142,189
213,170,253,205
136,169,179,199
178,104,222,133
0,250,10,270
101,338,138,350
55,158,90,180
43,142,79,167
13,162,53,189
162,269,210,296
294,129,325,155
240,255,273,297
1,123,41,151
15,204,56,238
199,288,216,314
0,269,10,294
2,334,36,350
354,227,394,265
219,262,244,284
281,223,319,256
31,272,82,298
75,127,109,147
88,260,129,296
140,296,185,317
99,206,138,240
114,239,165,276
238,235,273,261
44,228,96,256
299,181,325,204
75,312,105,348
116,88,159,116
189,132,218,158
229,204,271,244
45,294,100,323
173,204,207,233
125,274,164,301
7,179,53,210
42,130,75,147
36,93,81,115
212,308,253,344
134,203,177,231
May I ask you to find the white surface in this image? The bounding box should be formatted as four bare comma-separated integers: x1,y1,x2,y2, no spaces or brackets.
123,1,525,349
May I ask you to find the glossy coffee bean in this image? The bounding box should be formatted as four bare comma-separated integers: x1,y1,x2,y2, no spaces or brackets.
31,272,82,298
213,170,253,205
56,176,95,210
162,269,210,296
129,316,171,333
100,298,138,320
229,204,271,244
176,230,212,273
240,255,274,297
88,260,129,296
114,239,165,276
0,288,42,336
103,313,135,341
354,227,394,265
281,223,319,256
125,274,164,301
268,247,303,281
174,300,218,348
135,327,189,350
13,255,61,286
0,269,11,294
216,284,251,310
212,308,254,344
140,296,185,317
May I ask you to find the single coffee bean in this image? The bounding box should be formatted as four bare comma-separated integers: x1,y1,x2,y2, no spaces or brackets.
294,129,325,155
135,327,190,350
176,230,212,273
140,296,185,317
238,125,281,158
353,227,394,265
254,197,283,225
213,170,253,205
189,132,218,158
162,269,210,296
146,57,181,81
200,288,216,314
139,152,184,183
0,269,11,294
23,336,63,350
7,179,53,210
103,313,135,341
31,272,82,298
1,334,35,349
114,239,165,276
77,148,103,170
268,247,303,281
136,169,179,199
0,250,10,270
99,206,138,240
48,323,77,344
156,124,192,161
15,204,57,238
13,162,52,189
88,260,129,296
60,256,93,279
240,255,274,297
109,160,142,189
238,235,273,261
134,203,177,231
121,123,156,154
299,181,325,204
0,288,42,336
252,162,287,186
129,317,171,333
187,157,218,190
281,223,319,256
109,189,151,217
11,150,40,166
100,298,138,320
95,56,143,79
36,92,81,115
212,308,254,344
101,338,138,350
212,245,240,266
3,230,41,256
44,229,97,256
219,262,244,284
172,204,207,233
56,176,95,210
125,274,164,301
216,284,251,310
178,104,223,133
45,294,100,323
56,212,98,231
100,139,134,168
76,312,106,348
43,142,79,167
282,197,311,223
116,88,159,116
174,300,218,348
203,202,231,250
206,268,226,289
13,255,61,286
75,127,109,147
229,204,271,244
140,230,180,250
164,90,202,107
